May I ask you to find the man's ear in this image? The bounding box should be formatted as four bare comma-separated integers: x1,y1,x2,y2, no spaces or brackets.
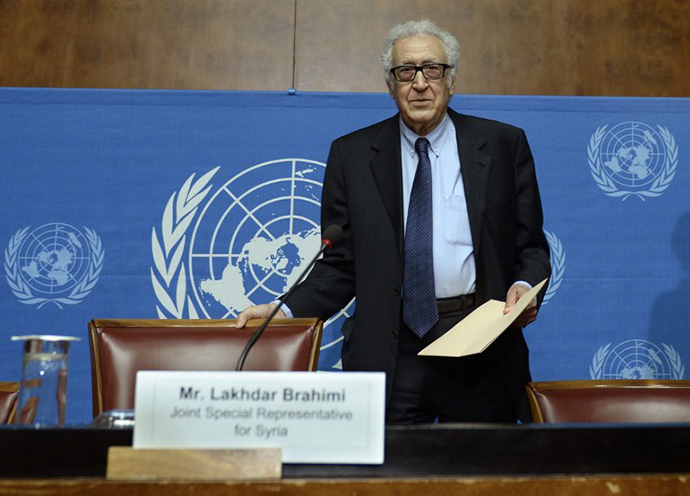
449,76,457,96
388,83,395,99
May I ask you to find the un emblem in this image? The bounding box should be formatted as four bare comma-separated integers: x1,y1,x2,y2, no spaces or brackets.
151,161,354,370
590,340,684,380
588,121,678,200
542,230,565,305
4,223,104,308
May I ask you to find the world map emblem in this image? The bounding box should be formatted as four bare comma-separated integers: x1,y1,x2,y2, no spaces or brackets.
588,121,678,200
151,160,354,370
590,339,684,380
4,223,104,308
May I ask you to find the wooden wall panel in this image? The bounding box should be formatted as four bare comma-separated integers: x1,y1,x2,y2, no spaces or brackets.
0,0,295,90
0,0,689,95
294,0,690,96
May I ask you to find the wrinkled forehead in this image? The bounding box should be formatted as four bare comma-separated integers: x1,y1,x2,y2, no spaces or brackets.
392,35,447,65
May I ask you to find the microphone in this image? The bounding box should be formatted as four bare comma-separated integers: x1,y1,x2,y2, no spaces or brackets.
235,225,343,371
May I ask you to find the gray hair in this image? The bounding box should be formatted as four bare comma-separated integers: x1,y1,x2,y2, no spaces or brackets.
381,19,460,89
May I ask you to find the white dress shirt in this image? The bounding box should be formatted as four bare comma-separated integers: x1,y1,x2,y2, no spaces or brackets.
400,113,476,297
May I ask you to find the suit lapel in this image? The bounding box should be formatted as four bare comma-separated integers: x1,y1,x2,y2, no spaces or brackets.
449,109,490,255
367,111,490,257
369,116,404,255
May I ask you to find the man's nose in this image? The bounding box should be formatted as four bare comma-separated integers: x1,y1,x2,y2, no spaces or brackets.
411,70,429,90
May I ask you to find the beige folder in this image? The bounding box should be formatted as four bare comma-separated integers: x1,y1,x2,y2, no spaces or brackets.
418,279,548,357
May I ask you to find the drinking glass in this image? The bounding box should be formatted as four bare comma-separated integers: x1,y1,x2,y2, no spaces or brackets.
11,335,80,426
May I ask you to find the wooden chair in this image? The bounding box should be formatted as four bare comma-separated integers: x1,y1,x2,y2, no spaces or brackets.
526,380,690,423
0,382,19,424
88,318,323,418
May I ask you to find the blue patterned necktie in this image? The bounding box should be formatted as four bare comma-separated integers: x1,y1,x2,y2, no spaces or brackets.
402,138,438,338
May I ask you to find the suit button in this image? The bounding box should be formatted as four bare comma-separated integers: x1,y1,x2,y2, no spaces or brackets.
393,288,400,296
392,329,399,339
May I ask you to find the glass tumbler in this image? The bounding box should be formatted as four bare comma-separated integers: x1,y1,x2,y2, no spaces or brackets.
11,335,80,426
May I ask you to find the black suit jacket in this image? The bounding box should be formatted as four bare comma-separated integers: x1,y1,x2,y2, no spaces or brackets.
287,108,551,421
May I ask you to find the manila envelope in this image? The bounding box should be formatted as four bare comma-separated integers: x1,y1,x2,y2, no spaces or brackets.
418,279,548,357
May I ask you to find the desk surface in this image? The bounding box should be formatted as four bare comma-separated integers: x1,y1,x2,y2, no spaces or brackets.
1,475,690,496
1,423,690,478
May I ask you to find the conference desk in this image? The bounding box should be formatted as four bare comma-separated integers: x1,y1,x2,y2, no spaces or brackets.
1,423,689,495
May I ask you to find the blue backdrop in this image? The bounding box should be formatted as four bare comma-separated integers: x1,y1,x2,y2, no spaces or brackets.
1,88,688,424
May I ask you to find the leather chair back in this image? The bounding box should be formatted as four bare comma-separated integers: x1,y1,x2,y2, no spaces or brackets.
0,382,19,424
89,318,323,417
526,380,690,423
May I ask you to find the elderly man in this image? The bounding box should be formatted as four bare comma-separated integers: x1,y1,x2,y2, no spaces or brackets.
237,19,551,424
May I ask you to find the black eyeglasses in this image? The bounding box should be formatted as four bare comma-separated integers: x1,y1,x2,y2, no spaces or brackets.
389,63,452,83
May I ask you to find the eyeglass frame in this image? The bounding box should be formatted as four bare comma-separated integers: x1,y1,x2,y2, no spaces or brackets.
389,63,453,83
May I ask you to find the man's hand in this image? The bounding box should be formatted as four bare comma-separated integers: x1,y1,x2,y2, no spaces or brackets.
235,303,286,329
503,283,538,328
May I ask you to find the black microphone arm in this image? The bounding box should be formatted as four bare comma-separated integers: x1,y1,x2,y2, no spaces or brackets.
235,225,343,371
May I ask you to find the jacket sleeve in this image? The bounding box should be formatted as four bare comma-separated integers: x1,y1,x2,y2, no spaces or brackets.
513,128,551,302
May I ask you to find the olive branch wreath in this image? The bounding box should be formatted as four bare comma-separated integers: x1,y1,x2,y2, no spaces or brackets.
662,343,685,379
151,167,219,319
588,124,678,201
542,230,565,304
4,226,104,309
590,342,684,379
589,343,611,379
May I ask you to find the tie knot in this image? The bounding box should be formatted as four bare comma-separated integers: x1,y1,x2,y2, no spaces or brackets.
415,137,430,156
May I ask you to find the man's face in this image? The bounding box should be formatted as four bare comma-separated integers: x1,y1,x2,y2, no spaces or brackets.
389,34,455,136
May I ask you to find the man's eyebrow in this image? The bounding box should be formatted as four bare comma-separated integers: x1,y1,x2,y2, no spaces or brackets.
396,58,442,66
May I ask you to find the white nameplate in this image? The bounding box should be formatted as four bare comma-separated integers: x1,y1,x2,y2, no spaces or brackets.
133,371,385,464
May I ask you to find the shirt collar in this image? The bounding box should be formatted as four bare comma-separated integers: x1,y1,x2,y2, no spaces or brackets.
400,112,451,159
